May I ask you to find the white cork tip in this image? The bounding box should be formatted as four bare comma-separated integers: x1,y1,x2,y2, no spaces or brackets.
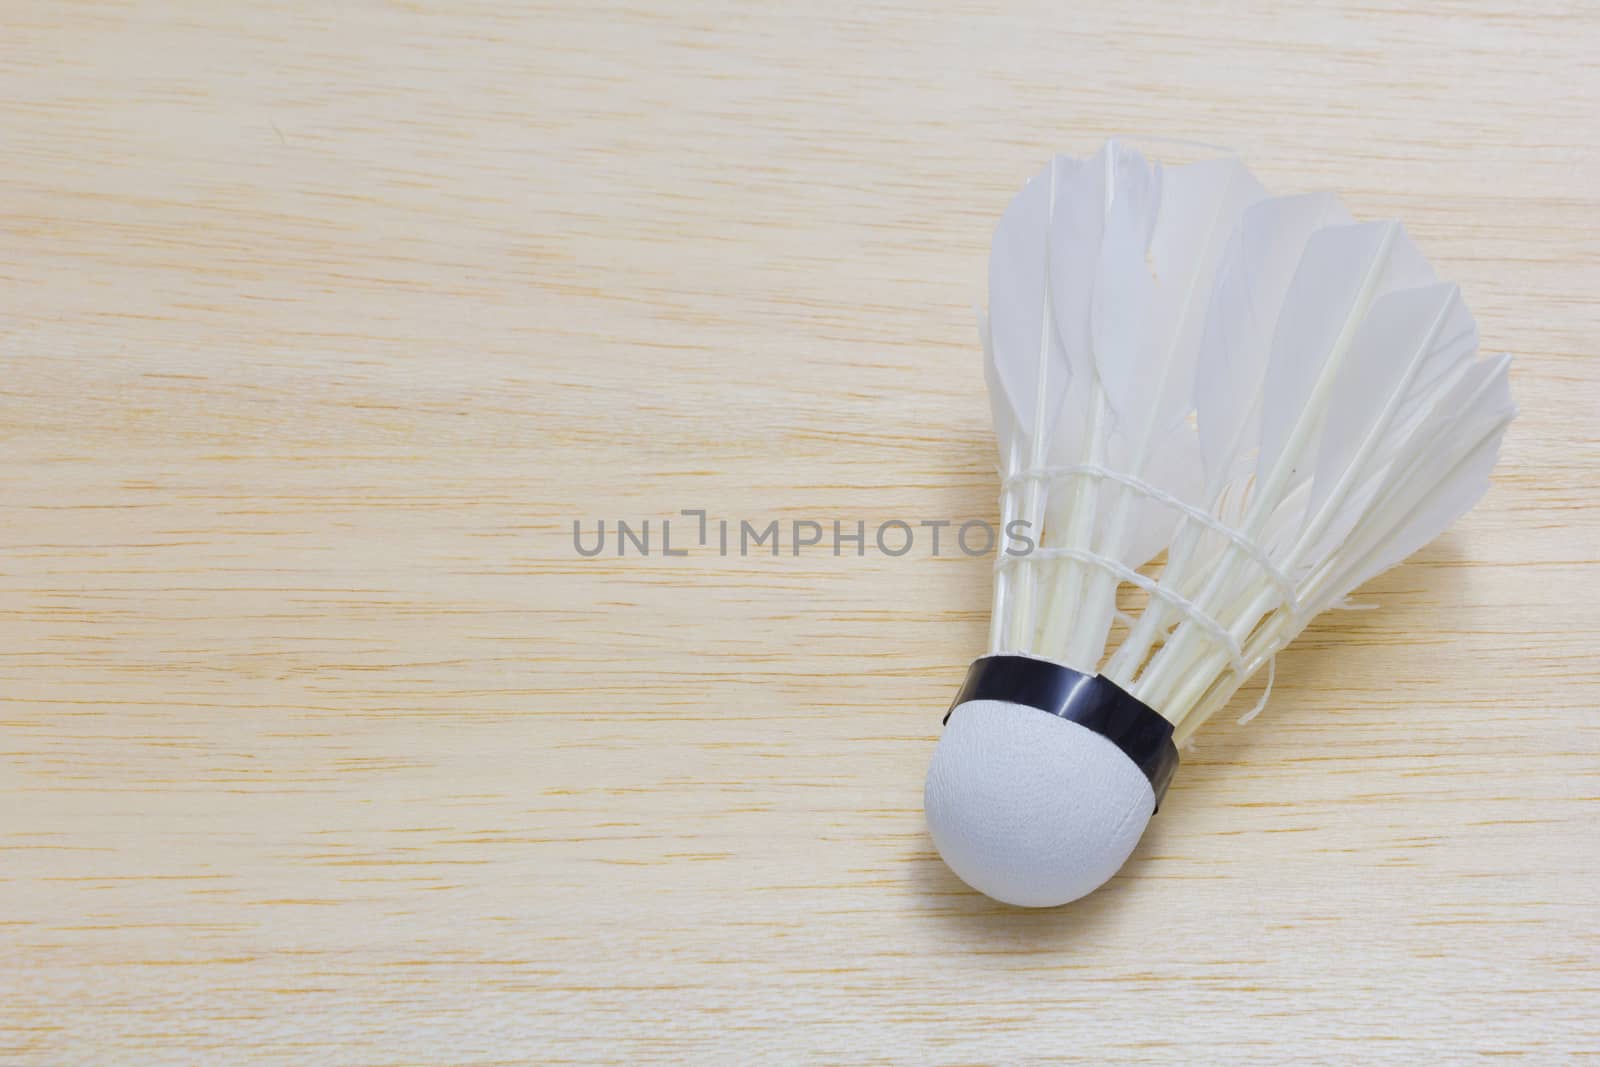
924,699,1155,907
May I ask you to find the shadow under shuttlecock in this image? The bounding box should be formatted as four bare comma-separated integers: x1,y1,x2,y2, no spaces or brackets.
906,845,1145,935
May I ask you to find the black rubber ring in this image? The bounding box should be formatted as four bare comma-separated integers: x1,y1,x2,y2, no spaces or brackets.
944,655,1179,808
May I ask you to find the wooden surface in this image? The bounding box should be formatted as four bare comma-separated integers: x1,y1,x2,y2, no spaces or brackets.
3,2,1597,1063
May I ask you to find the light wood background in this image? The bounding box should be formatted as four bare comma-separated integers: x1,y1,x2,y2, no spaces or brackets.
3,2,1597,1063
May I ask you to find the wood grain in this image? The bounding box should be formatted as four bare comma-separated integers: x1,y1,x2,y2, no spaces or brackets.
2,1,1597,1062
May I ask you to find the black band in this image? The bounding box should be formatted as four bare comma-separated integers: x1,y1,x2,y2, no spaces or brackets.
944,655,1179,808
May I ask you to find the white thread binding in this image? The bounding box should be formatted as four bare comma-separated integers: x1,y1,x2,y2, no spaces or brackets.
1002,463,1304,621
993,463,1324,688
995,547,1247,676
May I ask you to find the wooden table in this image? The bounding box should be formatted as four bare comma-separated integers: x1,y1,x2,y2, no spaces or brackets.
4,3,1596,1062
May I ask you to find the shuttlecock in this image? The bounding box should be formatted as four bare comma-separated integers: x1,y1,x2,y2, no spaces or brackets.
925,141,1515,908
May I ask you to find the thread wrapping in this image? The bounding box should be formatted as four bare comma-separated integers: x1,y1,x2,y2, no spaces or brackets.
995,463,1308,683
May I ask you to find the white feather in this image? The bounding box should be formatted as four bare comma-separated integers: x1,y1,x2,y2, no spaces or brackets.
1194,192,1354,495
1298,282,1478,563
987,157,1078,445
1326,352,1515,594
1065,151,1269,665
